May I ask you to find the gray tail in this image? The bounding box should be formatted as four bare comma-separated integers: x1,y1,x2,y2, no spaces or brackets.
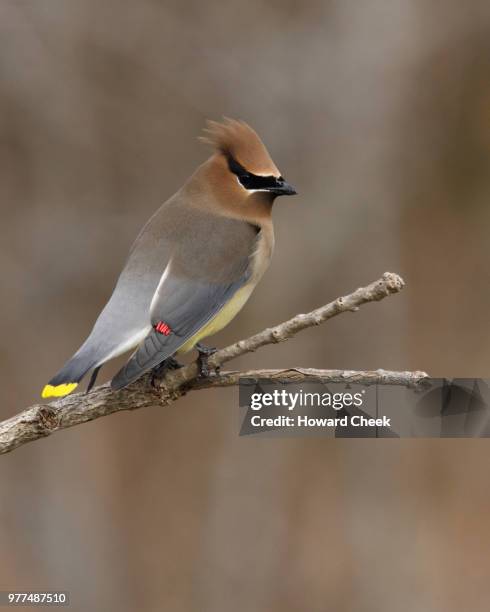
47,352,96,387
43,345,100,397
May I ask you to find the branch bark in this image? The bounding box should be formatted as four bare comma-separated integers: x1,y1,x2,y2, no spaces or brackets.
0,272,428,455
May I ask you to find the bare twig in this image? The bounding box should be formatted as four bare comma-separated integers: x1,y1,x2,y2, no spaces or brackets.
0,272,427,455
190,368,430,389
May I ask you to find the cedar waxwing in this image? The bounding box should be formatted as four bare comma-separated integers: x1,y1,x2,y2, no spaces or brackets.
42,118,297,398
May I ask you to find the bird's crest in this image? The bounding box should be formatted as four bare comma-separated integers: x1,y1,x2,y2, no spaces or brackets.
200,118,280,177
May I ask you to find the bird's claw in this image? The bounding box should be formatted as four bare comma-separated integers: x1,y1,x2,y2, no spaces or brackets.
196,343,219,378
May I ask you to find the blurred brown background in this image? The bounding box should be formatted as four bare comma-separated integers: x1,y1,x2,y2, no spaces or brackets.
1,1,490,610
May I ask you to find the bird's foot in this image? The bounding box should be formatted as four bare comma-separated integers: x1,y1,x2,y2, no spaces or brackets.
150,356,183,387
196,343,219,378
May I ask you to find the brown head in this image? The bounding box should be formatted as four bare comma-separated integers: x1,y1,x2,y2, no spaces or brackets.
194,118,297,219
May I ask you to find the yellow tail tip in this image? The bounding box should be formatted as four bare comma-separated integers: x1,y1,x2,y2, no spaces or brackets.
42,382,78,399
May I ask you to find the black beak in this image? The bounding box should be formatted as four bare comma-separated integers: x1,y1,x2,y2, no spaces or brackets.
270,178,298,196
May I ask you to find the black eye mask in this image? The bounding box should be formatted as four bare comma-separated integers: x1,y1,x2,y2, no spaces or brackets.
226,155,283,191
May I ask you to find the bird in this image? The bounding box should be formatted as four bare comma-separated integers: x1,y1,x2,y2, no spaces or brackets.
42,118,297,398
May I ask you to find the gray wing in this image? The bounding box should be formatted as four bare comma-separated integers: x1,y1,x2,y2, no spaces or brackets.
47,196,179,386
111,215,258,389
110,269,249,389
69,189,219,367
65,201,177,371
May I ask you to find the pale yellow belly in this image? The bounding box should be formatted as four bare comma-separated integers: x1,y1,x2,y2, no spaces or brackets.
177,282,256,354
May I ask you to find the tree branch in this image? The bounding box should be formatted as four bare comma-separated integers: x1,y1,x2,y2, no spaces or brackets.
0,272,428,455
